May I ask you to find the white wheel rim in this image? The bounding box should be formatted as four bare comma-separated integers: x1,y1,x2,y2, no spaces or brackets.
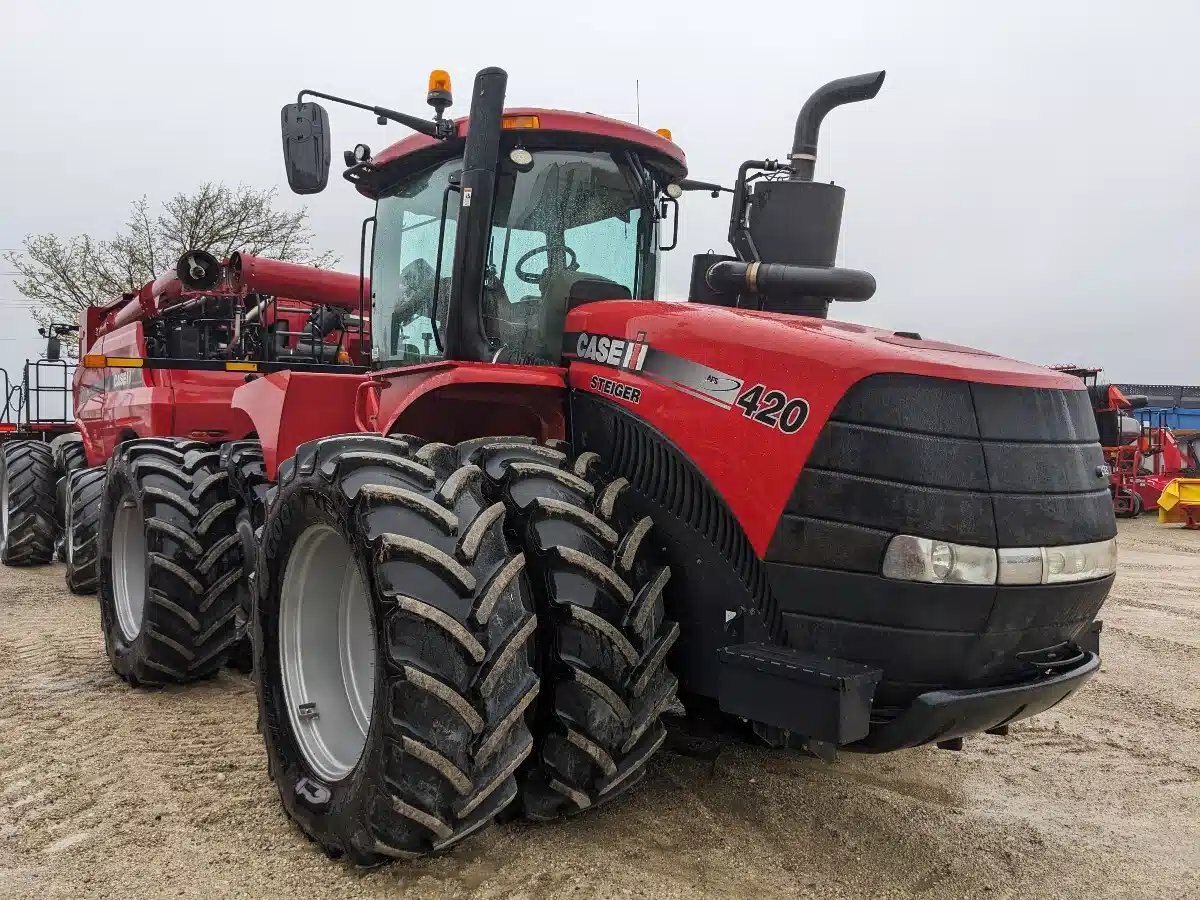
0,455,9,549
112,497,147,641
279,524,376,782
65,480,75,567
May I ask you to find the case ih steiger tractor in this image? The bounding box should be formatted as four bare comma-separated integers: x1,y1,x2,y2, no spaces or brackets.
6,65,1117,864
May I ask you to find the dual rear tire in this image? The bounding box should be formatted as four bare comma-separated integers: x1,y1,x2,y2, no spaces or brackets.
0,441,57,566
256,435,540,862
97,439,243,685
254,434,677,863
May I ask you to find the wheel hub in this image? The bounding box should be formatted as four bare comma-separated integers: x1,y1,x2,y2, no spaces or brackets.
111,497,147,641
279,524,376,782
65,482,75,567
0,456,9,549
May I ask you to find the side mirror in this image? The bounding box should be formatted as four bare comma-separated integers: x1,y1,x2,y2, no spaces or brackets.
281,102,331,194
46,334,61,361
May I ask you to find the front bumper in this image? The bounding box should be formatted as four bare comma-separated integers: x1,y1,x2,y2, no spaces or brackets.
851,649,1100,752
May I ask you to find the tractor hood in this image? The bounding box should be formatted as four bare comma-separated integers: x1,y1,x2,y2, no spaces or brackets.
562,299,1095,555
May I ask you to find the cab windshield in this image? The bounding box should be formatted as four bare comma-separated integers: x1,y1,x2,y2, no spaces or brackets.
371,149,658,365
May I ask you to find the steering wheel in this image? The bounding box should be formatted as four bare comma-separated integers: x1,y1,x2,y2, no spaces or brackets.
515,245,578,284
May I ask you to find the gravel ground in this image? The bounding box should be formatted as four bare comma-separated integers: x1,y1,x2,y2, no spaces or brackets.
1,516,1197,899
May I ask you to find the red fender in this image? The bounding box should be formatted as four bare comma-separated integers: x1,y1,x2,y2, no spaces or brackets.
232,371,364,479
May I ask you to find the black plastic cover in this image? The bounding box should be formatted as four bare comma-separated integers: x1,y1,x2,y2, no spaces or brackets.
718,642,880,745
771,374,1116,555
765,373,1115,703
768,563,1111,704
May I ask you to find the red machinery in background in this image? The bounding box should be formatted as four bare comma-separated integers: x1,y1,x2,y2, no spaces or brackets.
1055,366,1196,516
0,249,368,585
76,249,370,464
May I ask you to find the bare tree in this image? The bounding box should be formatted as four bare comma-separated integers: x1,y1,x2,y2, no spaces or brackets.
4,183,336,330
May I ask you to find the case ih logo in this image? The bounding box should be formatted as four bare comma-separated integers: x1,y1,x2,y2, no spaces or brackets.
575,331,649,372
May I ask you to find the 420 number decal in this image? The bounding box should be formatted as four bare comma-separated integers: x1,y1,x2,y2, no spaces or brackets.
734,384,809,434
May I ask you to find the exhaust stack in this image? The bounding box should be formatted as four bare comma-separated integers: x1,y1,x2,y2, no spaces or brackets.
790,71,886,182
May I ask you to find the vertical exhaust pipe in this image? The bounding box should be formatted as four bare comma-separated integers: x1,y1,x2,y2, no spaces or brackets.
443,66,507,362
790,71,885,181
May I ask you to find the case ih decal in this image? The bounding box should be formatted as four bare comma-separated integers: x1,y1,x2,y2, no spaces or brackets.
565,330,808,429
573,331,650,371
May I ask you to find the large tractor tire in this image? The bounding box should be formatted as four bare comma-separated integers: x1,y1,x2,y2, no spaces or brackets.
51,432,87,477
255,435,539,863
64,467,106,594
456,437,679,821
221,440,270,674
51,433,88,561
98,438,243,685
0,440,58,566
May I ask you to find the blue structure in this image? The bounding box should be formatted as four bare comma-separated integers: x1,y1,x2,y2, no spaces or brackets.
1117,384,1200,434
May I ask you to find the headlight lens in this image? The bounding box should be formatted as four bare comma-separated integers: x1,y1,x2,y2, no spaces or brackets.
883,536,1116,586
1044,539,1119,583
881,536,998,585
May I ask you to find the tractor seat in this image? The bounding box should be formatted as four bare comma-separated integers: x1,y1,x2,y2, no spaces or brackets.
537,271,632,360
567,277,632,309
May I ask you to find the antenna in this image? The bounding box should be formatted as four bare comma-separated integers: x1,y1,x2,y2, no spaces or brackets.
635,80,640,125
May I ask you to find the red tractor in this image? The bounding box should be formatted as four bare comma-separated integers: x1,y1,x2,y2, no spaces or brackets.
9,66,1116,864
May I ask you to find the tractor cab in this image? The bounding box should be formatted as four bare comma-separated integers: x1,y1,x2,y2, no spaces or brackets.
369,133,671,366
281,73,686,370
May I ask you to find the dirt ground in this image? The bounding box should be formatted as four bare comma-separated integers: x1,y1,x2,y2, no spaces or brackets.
1,518,1197,900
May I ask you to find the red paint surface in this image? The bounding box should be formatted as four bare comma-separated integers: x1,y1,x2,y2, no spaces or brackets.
232,371,362,478
232,253,366,311
74,321,256,466
375,360,567,445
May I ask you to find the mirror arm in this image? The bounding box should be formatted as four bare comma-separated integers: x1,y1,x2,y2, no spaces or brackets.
679,178,733,196
297,89,445,139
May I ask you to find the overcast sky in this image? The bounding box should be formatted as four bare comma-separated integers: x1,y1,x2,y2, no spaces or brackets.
1,0,1195,385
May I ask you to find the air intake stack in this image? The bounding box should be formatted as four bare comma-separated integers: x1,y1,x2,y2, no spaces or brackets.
694,70,885,317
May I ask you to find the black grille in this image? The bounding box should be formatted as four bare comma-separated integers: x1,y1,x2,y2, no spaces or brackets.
767,374,1115,569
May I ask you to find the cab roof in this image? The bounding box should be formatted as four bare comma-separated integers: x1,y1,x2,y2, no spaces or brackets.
351,107,687,197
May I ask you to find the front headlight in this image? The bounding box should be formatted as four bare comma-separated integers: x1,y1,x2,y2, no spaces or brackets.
881,536,998,585
999,540,1118,585
883,535,1116,586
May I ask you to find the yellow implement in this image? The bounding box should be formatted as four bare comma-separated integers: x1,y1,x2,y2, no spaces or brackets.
1158,477,1200,528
